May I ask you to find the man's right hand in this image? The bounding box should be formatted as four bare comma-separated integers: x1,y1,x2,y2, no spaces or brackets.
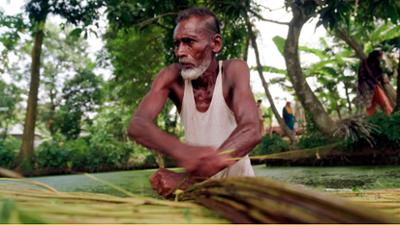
176,146,233,178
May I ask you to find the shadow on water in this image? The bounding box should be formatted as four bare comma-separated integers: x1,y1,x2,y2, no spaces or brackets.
4,165,399,197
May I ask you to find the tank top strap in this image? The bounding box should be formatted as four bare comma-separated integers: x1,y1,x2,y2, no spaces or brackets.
214,60,224,100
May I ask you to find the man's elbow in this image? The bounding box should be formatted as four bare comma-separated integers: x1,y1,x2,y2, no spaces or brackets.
127,117,147,142
248,122,262,145
253,126,262,145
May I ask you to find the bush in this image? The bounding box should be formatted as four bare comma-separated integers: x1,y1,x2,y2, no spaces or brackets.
251,134,290,155
0,137,20,168
297,132,334,149
143,154,158,168
368,112,400,148
34,132,135,172
86,130,134,171
64,138,90,170
345,112,400,149
297,111,337,149
35,139,70,169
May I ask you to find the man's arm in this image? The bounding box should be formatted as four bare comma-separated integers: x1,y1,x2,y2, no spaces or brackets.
218,60,262,157
127,65,185,159
128,65,230,176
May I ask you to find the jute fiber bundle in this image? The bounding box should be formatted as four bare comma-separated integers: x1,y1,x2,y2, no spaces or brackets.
0,178,227,224
1,175,400,223
179,176,400,223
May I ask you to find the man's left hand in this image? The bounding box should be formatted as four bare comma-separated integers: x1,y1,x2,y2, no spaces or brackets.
149,168,193,197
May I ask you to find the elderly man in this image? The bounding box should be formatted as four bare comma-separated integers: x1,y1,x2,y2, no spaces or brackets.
128,7,261,197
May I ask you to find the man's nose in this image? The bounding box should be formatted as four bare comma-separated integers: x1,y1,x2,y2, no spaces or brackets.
175,44,187,58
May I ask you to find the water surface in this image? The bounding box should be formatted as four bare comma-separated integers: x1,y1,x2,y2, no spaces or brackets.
5,165,399,197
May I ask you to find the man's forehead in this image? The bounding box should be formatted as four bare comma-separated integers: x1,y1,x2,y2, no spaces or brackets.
173,17,210,39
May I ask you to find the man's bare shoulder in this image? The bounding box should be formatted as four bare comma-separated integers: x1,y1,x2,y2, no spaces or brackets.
158,63,181,80
153,63,182,88
223,59,250,82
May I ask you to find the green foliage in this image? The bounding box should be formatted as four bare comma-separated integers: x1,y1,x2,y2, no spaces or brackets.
54,105,83,140
91,106,131,141
341,112,400,150
26,0,103,29
316,0,399,32
105,27,165,107
53,69,104,139
35,138,70,169
64,137,91,170
251,134,290,155
316,0,400,56
297,112,336,149
0,137,20,168
34,22,96,136
86,129,133,171
0,12,27,73
0,81,21,133
270,34,358,117
272,36,285,55
297,132,334,149
143,154,158,168
34,132,136,172
62,69,103,113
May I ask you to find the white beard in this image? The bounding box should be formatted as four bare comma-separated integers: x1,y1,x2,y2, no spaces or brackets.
180,57,211,80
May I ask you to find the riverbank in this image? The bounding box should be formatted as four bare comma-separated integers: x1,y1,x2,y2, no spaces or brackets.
252,145,400,166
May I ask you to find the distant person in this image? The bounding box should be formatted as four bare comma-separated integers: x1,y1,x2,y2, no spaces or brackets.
127,7,261,197
355,50,393,115
282,101,295,131
256,99,265,136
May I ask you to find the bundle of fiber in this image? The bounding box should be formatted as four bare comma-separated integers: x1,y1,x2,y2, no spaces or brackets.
0,178,228,224
335,189,400,216
179,176,400,223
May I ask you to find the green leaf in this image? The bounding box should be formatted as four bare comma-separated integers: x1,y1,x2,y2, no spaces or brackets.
370,22,392,41
272,35,286,56
379,25,400,43
299,46,327,59
259,65,287,75
68,28,83,39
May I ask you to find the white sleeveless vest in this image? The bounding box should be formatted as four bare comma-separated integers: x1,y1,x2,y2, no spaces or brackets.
180,61,254,178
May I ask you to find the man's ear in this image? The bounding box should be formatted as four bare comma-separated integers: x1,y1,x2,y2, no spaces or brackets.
211,34,222,54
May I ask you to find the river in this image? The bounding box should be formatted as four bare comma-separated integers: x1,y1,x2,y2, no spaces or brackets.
11,165,400,197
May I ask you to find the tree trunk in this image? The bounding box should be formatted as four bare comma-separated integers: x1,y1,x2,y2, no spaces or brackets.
335,28,367,59
395,50,400,112
244,13,297,143
17,22,46,171
335,108,342,120
344,81,353,113
284,3,337,136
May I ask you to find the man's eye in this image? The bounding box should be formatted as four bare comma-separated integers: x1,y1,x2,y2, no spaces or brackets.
183,38,194,44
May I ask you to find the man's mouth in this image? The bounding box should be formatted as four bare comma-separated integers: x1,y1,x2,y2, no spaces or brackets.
180,62,194,69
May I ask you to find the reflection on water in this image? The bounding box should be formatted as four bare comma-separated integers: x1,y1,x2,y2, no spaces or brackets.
254,165,400,191
7,165,399,197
